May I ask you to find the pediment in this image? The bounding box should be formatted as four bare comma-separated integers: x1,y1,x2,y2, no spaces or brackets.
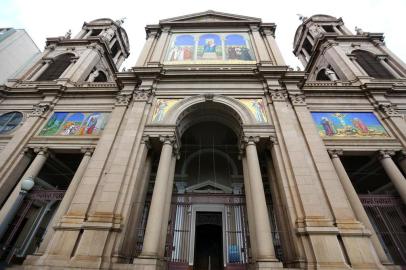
160,10,261,24
186,180,233,194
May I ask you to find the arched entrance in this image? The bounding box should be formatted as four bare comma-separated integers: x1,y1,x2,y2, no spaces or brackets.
136,98,284,270
160,101,249,270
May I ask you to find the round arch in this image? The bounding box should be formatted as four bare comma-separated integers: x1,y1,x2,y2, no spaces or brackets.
165,94,256,138
180,148,239,177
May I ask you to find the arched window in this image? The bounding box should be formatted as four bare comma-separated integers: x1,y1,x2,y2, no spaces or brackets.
93,71,107,82
36,53,74,81
0,111,23,134
353,50,394,79
316,69,330,81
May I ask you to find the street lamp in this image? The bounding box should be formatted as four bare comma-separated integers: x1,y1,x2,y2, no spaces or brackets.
0,176,35,242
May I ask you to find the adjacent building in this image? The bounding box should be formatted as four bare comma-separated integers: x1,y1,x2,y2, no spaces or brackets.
0,28,41,84
0,11,405,270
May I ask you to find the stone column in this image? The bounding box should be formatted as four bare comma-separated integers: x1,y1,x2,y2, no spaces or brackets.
241,156,257,260
398,151,406,175
159,154,177,257
378,150,406,204
328,150,390,264
194,37,199,60
140,136,176,258
378,104,406,148
261,28,286,66
0,103,50,205
243,137,278,262
29,60,52,81
348,55,369,76
221,35,226,61
377,56,401,79
149,28,170,65
0,147,48,240
250,26,271,63
36,147,94,254
136,31,158,66
302,49,311,61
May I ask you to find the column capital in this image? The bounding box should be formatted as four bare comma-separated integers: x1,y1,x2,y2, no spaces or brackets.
249,25,260,32
28,104,50,118
268,89,288,102
328,149,343,158
377,150,396,160
347,54,357,61
159,135,178,148
141,135,152,149
115,93,132,107
33,147,49,156
378,103,401,118
289,93,306,106
21,147,34,157
133,88,154,102
397,150,406,161
240,136,260,151
375,54,389,61
80,147,95,156
269,135,279,145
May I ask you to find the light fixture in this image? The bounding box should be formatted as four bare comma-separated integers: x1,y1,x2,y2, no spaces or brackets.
21,176,35,192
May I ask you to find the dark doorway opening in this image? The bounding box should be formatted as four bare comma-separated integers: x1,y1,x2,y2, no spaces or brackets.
194,212,223,270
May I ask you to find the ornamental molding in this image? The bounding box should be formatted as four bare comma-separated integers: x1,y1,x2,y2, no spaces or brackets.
268,89,288,102
378,104,401,118
327,149,343,158
115,93,132,107
377,149,396,160
133,88,153,102
289,93,306,106
28,104,49,118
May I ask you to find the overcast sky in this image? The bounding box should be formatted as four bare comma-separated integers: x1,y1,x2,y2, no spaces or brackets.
1,0,405,70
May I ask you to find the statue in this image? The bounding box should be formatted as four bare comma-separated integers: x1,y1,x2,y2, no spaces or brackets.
296,14,308,23
324,67,339,81
102,28,115,42
116,17,126,26
355,26,364,35
64,29,71,39
87,69,100,82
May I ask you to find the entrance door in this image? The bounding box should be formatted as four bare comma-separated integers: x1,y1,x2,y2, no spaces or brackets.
194,212,223,270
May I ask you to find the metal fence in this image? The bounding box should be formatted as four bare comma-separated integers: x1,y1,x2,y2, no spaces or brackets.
359,194,406,266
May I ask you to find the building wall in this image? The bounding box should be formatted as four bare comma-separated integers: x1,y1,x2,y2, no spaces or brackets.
0,11,405,270
0,28,41,84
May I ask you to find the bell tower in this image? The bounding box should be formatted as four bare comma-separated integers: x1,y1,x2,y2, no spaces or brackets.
293,14,406,83
11,18,130,85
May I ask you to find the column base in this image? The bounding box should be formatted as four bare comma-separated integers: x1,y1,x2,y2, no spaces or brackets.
133,257,166,270
255,260,284,270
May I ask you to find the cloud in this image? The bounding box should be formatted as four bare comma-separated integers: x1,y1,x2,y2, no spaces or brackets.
1,0,405,70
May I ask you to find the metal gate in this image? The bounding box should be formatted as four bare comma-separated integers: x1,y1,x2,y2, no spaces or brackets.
359,194,406,266
165,194,250,270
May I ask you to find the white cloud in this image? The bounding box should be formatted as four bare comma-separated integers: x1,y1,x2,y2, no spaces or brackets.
1,0,405,70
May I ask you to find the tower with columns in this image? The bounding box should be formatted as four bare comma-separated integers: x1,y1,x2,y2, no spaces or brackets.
0,10,405,270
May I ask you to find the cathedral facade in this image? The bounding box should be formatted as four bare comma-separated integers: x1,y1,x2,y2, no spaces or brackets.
0,11,405,270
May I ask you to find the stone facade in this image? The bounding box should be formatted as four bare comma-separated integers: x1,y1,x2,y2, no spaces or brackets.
0,11,405,270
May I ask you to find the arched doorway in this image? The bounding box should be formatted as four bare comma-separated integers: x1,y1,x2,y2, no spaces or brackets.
165,101,250,270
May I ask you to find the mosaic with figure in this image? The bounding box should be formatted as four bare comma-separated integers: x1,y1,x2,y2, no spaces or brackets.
239,99,268,123
152,99,181,123
39,112,110,136
165,33,255,64
311,112,388,137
